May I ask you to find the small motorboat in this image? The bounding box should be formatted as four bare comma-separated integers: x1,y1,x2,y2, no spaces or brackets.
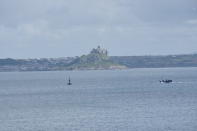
160,79,173,83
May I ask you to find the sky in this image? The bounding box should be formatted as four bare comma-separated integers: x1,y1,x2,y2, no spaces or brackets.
0,0,197,58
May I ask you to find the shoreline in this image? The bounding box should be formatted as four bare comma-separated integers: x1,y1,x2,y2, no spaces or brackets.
1,66,197,73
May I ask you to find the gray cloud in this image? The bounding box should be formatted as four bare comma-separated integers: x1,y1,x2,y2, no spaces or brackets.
0,0,197,58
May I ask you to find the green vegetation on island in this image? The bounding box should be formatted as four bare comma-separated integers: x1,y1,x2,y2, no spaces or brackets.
66,46,126,70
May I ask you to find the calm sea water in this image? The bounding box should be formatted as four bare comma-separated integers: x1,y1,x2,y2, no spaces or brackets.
0,68,197,131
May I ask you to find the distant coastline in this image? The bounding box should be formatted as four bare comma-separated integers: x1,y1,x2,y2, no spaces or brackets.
1,46,197,72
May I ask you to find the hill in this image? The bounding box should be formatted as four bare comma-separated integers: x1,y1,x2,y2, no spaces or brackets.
65,46,126,70
0,46,126,71
110,54,197,68
1,47,197,71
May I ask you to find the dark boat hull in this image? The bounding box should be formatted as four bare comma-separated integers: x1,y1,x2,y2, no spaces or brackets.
160,80,173,83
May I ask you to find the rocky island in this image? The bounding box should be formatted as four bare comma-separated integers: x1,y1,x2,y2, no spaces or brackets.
66,46,126,70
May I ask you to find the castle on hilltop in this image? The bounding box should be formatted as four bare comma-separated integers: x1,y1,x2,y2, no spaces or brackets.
90,46,108,56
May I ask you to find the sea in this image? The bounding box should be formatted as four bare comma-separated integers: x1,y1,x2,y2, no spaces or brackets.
0,67,196,131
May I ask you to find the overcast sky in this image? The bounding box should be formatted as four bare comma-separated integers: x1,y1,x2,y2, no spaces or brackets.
0,0,197,58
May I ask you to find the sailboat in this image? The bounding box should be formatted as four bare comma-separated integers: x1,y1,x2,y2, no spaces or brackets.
67,77,72,85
